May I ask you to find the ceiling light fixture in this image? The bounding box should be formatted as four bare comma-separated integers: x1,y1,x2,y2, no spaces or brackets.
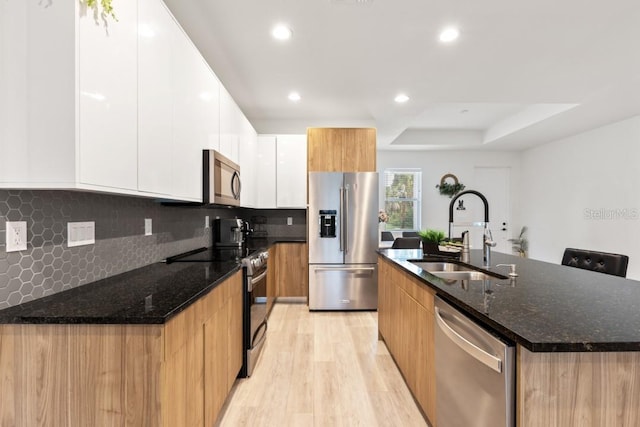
439,27,460,43
272,25,292,40
288,92,301,102
394,94,409,103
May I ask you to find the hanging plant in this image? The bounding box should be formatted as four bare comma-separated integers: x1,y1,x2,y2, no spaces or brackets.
82,0,118,24
436,173,465,198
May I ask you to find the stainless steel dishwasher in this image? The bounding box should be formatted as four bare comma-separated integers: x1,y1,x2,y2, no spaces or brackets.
434,297,515,427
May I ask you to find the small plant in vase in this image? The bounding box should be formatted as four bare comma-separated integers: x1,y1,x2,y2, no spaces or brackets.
418,229,446,256
509,226,529,257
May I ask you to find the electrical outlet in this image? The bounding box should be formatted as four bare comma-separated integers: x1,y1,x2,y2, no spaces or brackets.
205,216,210,228
6,221,27,252
67,221,95,247
287,217,293,226
145,218,152,236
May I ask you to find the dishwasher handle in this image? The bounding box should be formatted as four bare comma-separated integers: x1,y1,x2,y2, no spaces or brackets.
435,306,502,373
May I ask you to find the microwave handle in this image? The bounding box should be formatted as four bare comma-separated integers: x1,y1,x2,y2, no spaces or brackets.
231,171,241,200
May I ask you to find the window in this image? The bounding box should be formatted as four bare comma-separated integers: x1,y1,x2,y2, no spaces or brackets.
383,169,422,231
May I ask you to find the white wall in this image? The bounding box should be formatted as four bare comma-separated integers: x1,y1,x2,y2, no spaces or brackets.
377,150,522,243
520,115,640,279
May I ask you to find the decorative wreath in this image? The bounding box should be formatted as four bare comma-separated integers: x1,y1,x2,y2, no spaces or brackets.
436,173,465,198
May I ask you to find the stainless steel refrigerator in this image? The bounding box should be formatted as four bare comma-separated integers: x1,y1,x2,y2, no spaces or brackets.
308,172,378,310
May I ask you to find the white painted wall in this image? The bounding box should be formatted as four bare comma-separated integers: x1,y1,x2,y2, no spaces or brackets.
520,115,640,279
377,150,522,246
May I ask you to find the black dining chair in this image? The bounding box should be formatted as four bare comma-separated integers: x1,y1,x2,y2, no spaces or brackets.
402,231,420,238
391,237,422,249
561,248,629,278
381,231,395,241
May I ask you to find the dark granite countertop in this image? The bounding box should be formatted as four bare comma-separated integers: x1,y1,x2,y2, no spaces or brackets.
0,261,241,324
0,238,307,325
380,249,640,352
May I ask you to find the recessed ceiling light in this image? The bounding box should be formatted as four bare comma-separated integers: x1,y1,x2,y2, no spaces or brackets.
288,92,301,102
439,27,460,43
394,94,409,103
272,25,292,40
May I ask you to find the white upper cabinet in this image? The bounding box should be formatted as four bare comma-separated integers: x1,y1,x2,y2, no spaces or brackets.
219,85,240,163
254,134,307,209
0,0,230,202
78,0,138,191
138,0,174,195
239,115,257,208
276,134,307,208
256,136,277,208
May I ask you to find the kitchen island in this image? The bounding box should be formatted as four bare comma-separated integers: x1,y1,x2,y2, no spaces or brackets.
379,249,640,427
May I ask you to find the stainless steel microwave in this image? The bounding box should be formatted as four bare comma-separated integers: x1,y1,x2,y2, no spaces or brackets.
203,150,241,207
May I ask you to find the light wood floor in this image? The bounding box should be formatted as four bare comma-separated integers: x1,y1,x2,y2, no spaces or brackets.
216,302,429,427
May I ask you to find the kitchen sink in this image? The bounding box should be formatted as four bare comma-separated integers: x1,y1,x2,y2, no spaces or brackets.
409,260,508,281
409,261,475,272
428,271,500,281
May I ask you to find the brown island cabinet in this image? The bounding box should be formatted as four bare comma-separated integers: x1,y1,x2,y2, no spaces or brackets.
378,255,640,427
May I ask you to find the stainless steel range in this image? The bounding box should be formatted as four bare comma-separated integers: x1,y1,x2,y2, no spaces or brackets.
241,249,269,377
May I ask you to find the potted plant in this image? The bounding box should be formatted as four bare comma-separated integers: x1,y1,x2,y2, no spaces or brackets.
418,229,446,256
509,226,528,257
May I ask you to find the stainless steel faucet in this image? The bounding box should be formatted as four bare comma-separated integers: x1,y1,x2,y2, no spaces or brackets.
483,228,497,266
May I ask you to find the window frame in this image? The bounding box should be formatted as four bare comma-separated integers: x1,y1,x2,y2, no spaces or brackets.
382,168,422,232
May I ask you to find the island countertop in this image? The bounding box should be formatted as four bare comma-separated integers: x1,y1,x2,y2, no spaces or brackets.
380,249,640,352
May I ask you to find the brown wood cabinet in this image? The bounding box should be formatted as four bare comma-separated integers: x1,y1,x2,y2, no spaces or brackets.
307,128,376,172
0,270,243,427
267,245,277,316
378,255,436,425
276,242,309,298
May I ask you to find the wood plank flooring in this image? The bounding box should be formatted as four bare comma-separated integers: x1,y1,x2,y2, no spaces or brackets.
216,302,429,426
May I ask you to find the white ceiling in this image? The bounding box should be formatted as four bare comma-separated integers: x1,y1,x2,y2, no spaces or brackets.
162,0,640,151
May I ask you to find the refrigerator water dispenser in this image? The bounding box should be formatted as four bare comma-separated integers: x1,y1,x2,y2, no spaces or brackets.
318,210,337,238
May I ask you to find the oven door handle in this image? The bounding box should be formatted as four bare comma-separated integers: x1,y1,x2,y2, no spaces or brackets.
251,319,268,350
248,269,268,291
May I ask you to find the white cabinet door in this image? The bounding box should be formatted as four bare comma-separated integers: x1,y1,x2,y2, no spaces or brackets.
78,0,138,190
256,136,276,208
172,23,218,201
239,115,257,208
138,0,173,195
219,85,239,163
276,134,307,208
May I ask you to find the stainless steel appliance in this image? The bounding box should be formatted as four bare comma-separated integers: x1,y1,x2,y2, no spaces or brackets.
308,172,378,310
434,297,515,427
203,150,241,206
214,218,248,247
241,250,269,377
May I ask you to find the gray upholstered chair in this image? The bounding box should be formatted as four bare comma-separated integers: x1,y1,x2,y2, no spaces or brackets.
381,231,395,241
392,237,421,249
561,248,629,278
402,231,420,238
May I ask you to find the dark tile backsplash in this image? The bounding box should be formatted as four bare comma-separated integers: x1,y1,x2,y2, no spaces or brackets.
0,190,306,309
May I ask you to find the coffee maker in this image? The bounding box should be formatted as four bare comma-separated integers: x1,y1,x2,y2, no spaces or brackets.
214,218,246,247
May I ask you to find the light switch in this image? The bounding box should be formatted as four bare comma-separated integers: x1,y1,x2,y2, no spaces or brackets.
205,216,210,228
145,218,152,236
287,217,293,226
67,221,95,247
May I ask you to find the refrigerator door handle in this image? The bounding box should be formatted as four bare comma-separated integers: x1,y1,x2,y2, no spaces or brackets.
344,185,349,254
312,266,376,272
339,186,344,252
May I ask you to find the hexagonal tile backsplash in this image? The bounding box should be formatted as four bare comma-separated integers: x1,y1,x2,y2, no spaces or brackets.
0,190,234,309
